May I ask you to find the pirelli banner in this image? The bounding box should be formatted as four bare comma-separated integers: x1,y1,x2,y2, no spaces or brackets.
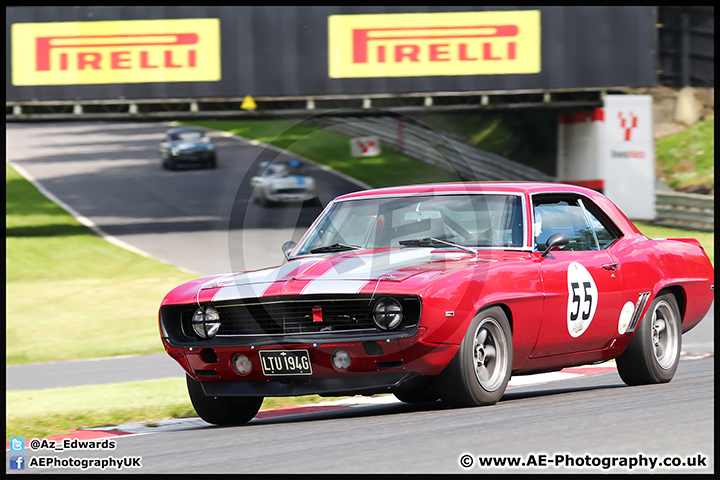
6,6,656,102
12,19,220,86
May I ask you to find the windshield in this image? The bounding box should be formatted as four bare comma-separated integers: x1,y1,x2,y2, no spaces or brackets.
295,193,525,255
170,131,204,142
259,162,308,178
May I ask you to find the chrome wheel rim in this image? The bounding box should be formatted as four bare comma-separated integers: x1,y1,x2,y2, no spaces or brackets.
472,317,508,391
651,300,679,370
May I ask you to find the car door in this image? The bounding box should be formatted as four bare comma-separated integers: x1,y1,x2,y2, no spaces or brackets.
529,194,624,358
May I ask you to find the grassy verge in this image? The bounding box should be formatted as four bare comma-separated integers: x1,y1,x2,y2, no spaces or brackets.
655,116,714,194
6,163,196,364
6,379,348,439
184,119,459,188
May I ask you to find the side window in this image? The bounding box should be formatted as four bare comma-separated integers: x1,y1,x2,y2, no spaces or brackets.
532,197,596,251
580,200,622,249
533,195,621,251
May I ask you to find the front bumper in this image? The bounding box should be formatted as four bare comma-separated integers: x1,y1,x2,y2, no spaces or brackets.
163,330,458,397
171,152,213,163
264,190,316,203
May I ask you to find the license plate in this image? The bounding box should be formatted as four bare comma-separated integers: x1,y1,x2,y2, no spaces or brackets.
259,350,313,376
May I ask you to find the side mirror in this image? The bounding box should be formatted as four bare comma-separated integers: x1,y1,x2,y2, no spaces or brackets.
541,232,569,257
281,240,297,260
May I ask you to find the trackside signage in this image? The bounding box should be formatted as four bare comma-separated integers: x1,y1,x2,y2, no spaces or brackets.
328,10,540,78
556,95,655,220
11,19,221,86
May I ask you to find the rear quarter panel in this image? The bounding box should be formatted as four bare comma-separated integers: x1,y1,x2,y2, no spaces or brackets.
611,234,714,333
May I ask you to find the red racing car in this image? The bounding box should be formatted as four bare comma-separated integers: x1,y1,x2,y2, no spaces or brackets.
159,182,714,425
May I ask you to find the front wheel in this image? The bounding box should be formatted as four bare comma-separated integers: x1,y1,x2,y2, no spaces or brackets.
186,375,263,425
436,307,513,407
616,293,681,386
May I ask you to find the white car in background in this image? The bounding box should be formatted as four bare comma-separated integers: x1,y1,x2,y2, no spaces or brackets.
251,160,319,206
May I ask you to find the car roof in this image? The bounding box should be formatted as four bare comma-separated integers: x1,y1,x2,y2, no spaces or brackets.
334,182,641,235
335,182,598,200
166,127,204,134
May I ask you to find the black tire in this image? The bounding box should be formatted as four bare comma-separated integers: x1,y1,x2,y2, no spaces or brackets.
258,193,274,207
206,153,217,169
186,375,263,425
436,307,513,407
616,293,681,386
394,377,439,404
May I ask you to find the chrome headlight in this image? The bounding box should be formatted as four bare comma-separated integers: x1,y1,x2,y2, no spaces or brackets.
192,307,221,339
373,297,403,330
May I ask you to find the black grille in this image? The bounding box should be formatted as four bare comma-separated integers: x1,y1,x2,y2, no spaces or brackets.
182,295,421,337
276,188,307,195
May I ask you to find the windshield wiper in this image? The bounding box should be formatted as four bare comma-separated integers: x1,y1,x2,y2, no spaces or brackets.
398,237,478,255
310,243,360,254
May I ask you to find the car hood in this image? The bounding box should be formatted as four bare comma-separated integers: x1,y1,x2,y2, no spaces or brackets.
165,248,500,304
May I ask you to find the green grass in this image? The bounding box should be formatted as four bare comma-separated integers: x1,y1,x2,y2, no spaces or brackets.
185,119,459,188
6,378,348,438
6,163,196,364
655,116,714,194
6,161,356,438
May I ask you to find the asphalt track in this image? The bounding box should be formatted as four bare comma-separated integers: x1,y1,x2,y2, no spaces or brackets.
6,357,715,474
6,121,368,275
5,121,715,474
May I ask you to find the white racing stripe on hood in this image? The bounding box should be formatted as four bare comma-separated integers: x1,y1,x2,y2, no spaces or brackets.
304,248,459,281
212,283,273,302
210,258,317,301
301,280,370,295
299,249,463,295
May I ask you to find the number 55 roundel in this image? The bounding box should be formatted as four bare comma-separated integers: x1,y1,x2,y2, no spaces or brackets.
567,262,598,338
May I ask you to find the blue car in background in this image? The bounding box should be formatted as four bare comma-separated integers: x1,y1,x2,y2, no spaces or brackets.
160,127,217,170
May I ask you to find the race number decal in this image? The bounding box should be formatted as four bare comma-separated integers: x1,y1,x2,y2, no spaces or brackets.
567,262,598,338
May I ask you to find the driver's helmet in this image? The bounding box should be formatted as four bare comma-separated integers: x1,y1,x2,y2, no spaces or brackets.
533,210,542,238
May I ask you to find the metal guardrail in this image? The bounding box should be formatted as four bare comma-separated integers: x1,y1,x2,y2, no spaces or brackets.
655,191,714,231
309,116,555,183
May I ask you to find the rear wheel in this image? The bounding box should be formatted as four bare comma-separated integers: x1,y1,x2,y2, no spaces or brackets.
616,293,681,386
436,307,512,407
186,375,263,425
